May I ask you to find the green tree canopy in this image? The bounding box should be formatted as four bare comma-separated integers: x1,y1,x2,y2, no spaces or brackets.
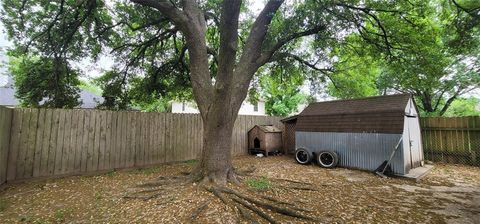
442,97,480,117
250,63,312,116
324,0,480,116
8,56,81,108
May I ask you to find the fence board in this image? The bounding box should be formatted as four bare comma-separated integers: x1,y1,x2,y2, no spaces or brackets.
80,110,90,173
40,109,52,176
73,110,84,173
109,111,117,169
32,109,45,178
125,112,132,166
86,110,96,172
61,109,73,174
54,110,66,175
114,112,122,169
0,107,13,185
7,109,22,180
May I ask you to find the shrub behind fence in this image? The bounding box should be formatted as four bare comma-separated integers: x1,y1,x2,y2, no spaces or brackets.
0,107,282,183
421,116,480,166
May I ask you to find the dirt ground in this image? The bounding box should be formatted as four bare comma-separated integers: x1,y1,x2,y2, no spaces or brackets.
0,156,479,224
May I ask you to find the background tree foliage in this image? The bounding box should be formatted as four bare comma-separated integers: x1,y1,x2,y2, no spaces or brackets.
442,97,480,117
8,56,81,108
249,62,312,116
325,0,480,116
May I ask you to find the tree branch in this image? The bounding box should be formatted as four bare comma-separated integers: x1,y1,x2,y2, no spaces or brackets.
132,0,214,116
216,0,242,89
273,52,338,89
131,0,188,28
257,25,326,65
334,3,398,56
234,0,284,78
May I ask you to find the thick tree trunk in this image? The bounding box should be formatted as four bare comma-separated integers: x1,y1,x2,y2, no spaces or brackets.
196,117,235,184
193,97,241,185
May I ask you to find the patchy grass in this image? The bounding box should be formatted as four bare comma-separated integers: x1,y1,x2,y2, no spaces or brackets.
94,190,103,200
128,160,197,175
0,199,7,212
130,166,162,175
54,208,71,223
184,160,198,165
104,171,117,177
245,176,271,190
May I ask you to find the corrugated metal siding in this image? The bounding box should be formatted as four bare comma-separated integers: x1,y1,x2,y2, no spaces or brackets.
296,131,406,175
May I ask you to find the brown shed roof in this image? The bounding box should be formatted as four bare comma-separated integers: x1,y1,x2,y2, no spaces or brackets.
296,94,413,134
300,94,411,116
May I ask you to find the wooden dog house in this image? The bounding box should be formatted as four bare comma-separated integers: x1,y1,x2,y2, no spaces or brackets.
248,125,282,156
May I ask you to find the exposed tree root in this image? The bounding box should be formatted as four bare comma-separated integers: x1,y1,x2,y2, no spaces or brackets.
270,177,314,185
217,187,318,221
230,196,278,224
123,166,320,223
190,201,210,221
288,186,319,191
235,165,257,176
258,194,314,212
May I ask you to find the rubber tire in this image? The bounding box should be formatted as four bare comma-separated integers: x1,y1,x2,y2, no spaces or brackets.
295,148,312,165
317,151,339,168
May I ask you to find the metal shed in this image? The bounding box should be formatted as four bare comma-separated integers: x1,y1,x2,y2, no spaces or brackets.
283,94,424,175
248,125,283,156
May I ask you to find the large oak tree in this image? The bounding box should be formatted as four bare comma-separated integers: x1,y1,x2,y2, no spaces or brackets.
2,0,422,184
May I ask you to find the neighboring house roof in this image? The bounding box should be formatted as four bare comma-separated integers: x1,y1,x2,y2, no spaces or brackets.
79,90,103,108
294,94,414,134
0,86,18,106
300,94,411,116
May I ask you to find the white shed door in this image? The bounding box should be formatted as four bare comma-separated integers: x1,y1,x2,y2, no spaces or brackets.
407,116,422,168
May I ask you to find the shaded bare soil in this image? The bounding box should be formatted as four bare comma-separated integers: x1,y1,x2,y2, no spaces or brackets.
0,156,479,223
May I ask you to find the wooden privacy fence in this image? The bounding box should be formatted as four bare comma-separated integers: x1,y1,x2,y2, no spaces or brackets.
0,107,282,184
421,116,480,166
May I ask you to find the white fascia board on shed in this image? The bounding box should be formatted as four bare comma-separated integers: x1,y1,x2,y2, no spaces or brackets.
402,98,413,174
402,98,424,174
402,115,411,174
405,98,418,116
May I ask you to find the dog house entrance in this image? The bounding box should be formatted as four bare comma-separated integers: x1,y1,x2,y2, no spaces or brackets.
254,138,260,149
